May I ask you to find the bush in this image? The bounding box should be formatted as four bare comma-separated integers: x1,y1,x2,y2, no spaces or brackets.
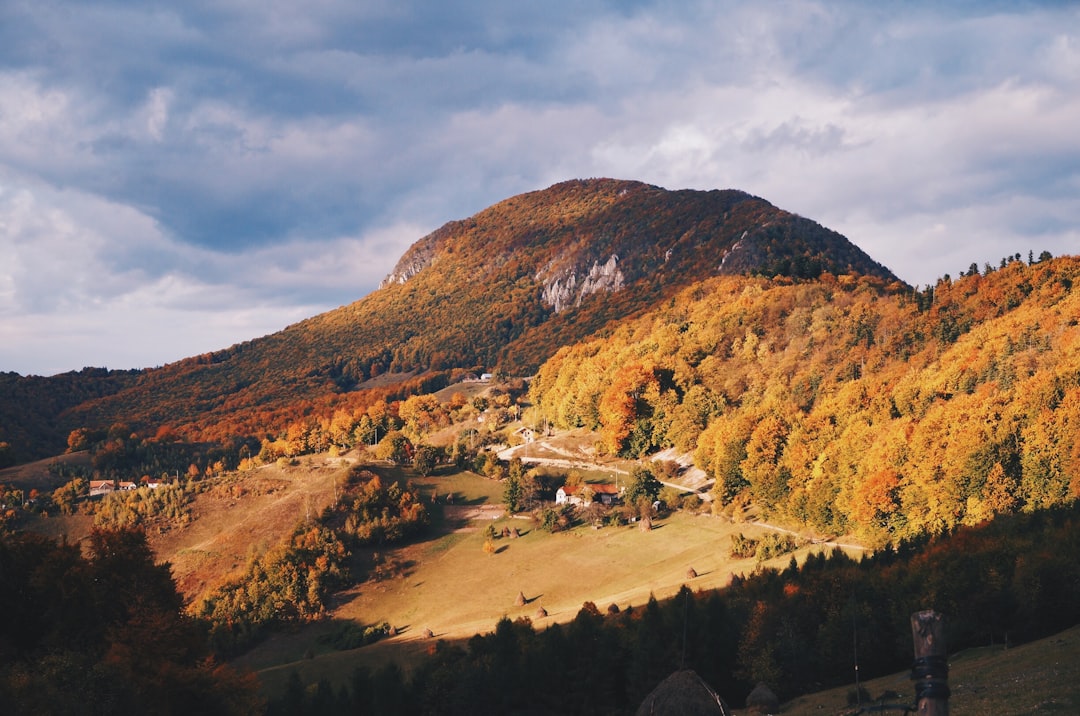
537,505,573,532
324,622,392,650
756,532,801,562
729,532,759,559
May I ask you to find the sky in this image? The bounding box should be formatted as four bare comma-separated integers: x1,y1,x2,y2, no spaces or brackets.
1,1,1078,376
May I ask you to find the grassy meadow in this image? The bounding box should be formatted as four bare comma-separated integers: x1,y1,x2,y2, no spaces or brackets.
225,461,830,698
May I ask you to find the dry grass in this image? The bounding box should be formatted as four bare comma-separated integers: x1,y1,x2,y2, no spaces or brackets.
0,450,92,493
773,625,1080,715
232,465,838,698
11,452,355,600
154,456,351,598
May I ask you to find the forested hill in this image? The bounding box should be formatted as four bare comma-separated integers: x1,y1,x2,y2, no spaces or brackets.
1,179,899,462
529,254,1080,546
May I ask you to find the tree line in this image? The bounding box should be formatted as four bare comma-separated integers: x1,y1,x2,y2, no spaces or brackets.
0,526,262,714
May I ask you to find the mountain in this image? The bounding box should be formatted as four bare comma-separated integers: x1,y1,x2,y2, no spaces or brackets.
0,178,900,462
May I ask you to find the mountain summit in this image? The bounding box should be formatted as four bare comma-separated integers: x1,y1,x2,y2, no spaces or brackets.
385,178,896,300
284,179,901,385
2,179,901,460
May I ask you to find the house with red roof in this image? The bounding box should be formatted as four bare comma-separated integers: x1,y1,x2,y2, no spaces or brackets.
88,480,115,497
555,483,622,507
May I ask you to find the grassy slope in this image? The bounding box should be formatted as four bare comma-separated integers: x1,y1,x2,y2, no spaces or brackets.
229,465,817,698
10,450,807,686
775,624,1080,715
10,451,1080,713
153,458,350,597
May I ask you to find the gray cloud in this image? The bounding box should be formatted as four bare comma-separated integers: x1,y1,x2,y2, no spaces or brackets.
1,0,1079,374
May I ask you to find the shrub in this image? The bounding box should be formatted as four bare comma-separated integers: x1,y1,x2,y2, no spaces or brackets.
756,532,802,562
729,532,759,559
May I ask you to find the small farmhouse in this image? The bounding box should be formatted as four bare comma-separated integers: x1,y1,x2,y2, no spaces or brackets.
555,483,622,507
118,481,138,491
88,480,115,497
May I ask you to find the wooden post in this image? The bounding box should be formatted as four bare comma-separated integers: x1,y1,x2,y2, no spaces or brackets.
910,610,949,715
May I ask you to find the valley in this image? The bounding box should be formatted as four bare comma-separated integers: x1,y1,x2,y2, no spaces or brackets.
6,430,823,683
3,180,1080,713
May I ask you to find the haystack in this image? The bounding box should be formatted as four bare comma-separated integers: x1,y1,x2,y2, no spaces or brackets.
745,682,779,714
635,670,730,716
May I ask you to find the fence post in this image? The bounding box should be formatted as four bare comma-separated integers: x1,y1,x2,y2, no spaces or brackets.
910,610,949,715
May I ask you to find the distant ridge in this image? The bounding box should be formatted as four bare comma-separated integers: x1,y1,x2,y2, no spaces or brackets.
0,178,901,461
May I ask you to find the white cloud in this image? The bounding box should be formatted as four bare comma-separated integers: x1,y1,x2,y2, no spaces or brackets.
1,0,1079,374
143,87,173,142
0,163,431,374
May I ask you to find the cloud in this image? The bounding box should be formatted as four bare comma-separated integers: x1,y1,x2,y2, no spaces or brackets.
1,0,1079,374
0,163,427,374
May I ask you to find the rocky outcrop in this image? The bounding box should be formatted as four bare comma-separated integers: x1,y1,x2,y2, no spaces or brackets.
539,254,626,313
380,232,441,288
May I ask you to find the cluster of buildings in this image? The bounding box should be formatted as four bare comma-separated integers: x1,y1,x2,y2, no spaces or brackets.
88,478,164,498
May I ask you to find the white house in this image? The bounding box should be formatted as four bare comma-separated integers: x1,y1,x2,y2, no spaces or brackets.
555,483,622,507
88,480,115,497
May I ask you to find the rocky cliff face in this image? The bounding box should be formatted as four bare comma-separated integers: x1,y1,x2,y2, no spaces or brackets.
380,231,442,288
538,254,626,312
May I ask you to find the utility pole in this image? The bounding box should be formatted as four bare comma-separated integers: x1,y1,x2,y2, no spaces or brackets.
911,610,949,715
853,597,861,710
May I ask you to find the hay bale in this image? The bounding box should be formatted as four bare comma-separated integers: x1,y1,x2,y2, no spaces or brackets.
535,606,548,619
515,591,527,607
745,682,779,714
422,628,434,639
635,669,731,716
687,567,698,579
